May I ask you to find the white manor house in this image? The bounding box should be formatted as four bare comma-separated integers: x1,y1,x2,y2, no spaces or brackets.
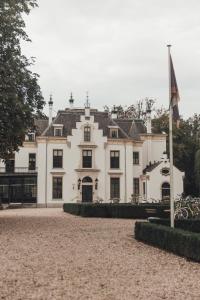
0,96,184,206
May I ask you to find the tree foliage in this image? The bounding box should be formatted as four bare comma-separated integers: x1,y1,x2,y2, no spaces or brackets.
104,98,155,120
0,0,45,159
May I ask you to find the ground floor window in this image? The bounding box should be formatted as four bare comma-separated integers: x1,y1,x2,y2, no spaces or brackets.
0,176,37,203
110,178,120,199
53,177,62,199
133,178,140,195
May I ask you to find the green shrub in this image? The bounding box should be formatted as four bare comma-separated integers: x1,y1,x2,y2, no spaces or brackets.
148,218,200,233
63,203,169,219
135,221,200,262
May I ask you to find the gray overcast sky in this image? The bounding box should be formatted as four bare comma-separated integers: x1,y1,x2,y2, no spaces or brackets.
22,0,200,118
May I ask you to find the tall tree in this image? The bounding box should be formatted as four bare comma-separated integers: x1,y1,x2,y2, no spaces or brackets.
152,113,200,196
0,0,45,159
195,149,200,195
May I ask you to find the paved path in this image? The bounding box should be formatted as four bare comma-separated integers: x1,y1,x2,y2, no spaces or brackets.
0,208,200,300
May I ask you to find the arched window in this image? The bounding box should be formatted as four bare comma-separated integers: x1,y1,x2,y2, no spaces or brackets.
82,176,93,183
84,126,91,142
161,182,170,200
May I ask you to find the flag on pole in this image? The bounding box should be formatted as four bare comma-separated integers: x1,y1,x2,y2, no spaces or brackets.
170,55,180,127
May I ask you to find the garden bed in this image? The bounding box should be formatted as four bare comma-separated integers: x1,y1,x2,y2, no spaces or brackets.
63,203,169,219
135,221,200,262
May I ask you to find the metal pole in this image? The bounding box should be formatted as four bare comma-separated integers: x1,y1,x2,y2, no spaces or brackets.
167,44,174,228
45,138,48,208
124,142,127,203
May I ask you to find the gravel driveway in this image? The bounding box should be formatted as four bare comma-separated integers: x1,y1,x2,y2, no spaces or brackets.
0,208,200,300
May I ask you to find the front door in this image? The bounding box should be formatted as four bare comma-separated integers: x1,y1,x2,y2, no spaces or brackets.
82,185,93,202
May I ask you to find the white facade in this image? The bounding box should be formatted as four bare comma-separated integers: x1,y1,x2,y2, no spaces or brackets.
0,106,184,206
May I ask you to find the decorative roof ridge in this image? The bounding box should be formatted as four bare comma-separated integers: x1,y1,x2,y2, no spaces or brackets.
143,161,162,174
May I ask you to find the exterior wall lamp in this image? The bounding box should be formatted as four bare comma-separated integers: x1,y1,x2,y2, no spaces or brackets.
78,178,81,190
95,178,98,190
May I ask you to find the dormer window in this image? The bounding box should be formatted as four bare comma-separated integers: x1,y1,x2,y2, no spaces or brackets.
54,128,62,136
27,132,35,141
84,126,91,142
53,124,63,137
110,128,118,138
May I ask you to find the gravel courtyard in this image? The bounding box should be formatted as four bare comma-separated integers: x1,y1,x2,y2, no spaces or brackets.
1,209,200,300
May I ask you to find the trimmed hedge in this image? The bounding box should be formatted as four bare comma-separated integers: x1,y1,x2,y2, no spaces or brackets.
149,218,200,233
135,221,200,262
63,203,169,219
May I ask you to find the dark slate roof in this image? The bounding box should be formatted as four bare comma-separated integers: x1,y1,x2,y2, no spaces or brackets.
34,119,49,135
42,109,147,140
143,161,161,174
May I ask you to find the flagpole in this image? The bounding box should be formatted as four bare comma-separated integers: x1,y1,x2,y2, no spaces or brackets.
167,44,174,228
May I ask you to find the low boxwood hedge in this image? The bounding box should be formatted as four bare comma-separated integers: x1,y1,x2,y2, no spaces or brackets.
149,218,200,233
63,203,169,219
135,221,200,262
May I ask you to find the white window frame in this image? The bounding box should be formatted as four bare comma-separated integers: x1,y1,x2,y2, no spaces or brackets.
53,124,63,137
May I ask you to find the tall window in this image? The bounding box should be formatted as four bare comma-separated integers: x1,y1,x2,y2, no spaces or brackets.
133,152,139,165
110,151,119,169
84,126,91,142
143,182,146,196
162,182,170,200
110,178,120,199
133,178,140,195
53,150,63,168
5,156,15,173
29,153,36,170
82,150,92,168
53,177,62,199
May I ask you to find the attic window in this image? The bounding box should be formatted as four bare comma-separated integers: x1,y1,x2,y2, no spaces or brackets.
54,128,62,137
110,128,118,138
53,124,63,137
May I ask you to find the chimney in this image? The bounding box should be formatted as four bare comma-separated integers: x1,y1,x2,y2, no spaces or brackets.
146,106,152,134
48,94,53,125
69,93,74,109
161,152,168,162
145,99,155,134
111,106,118,119
85,91,90,117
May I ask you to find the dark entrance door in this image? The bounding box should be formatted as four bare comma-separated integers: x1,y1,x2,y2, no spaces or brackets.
82,185,93,202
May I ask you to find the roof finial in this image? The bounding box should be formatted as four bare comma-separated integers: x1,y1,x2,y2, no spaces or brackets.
48,94,53,106
85,91,90,108
69,92,74,108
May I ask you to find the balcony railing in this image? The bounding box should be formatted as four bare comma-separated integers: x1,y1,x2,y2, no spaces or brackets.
0,167,38,174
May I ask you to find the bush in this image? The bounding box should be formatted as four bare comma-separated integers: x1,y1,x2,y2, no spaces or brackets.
148,218,200,233
135,221,200,262
63,203,169,219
